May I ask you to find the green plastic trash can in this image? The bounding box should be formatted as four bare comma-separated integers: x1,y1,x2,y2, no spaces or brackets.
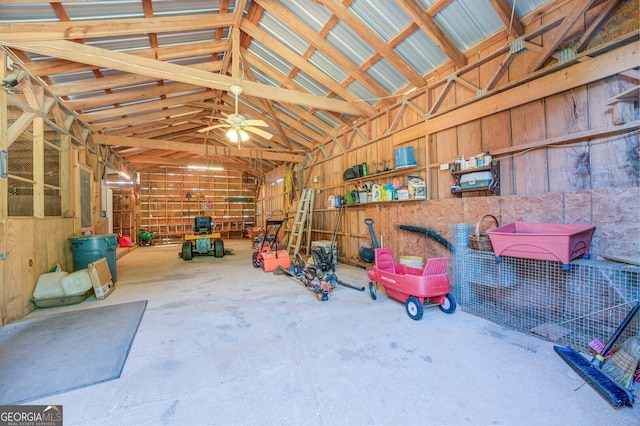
69,234,118,283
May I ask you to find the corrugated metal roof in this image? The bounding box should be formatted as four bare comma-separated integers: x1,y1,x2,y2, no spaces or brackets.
0,0,588,171
395,30,448,75
258,11,309,56
277,0,331,33
350,0,412,43
325,21,375,66
367,58,410,93
432,0,504,51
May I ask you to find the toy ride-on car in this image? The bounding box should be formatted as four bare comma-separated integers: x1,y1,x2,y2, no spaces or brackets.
181,216,224,261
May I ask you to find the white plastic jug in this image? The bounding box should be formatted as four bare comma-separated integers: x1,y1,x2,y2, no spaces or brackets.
327,195,335,209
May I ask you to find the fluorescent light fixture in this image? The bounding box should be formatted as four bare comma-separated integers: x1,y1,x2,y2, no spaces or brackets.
106,181,134,186
226,128,249,143
276,178,284,183
119,171,131,180
187,165,224,171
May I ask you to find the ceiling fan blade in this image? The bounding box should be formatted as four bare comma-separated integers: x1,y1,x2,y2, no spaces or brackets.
197,124,229,133
244,126,273,140
242,119,268,127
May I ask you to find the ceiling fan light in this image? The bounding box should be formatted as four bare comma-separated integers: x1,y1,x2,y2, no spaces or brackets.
226,128,249,142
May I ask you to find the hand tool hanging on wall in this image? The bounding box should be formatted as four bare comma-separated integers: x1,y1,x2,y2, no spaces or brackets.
398,225,454,253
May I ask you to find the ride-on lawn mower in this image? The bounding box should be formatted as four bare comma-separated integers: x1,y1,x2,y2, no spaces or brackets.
138,229,154,246
181,216,224,261
252,217,290,272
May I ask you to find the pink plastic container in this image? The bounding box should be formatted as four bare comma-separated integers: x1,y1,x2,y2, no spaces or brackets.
488,222,595,269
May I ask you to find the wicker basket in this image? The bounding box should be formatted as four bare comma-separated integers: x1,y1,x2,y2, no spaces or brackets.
469,214,499,251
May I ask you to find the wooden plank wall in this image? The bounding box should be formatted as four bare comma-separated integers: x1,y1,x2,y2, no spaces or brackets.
298,2,639,267
2,218,74,324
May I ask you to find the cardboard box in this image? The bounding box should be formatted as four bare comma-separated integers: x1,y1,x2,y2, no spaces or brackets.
88,257,114,300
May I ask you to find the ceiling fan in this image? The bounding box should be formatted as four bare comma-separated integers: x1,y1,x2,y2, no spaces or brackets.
197,84,273,144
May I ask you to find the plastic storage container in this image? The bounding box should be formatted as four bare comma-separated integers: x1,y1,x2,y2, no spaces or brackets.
60,269,93,295
69,234,118,282
488,222,595,269
33,271,68,299
394,146,416,168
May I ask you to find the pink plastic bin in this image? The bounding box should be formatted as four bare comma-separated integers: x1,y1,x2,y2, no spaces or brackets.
487,222,595,269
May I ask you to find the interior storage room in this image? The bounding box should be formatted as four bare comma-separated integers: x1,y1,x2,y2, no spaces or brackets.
0,0,639,425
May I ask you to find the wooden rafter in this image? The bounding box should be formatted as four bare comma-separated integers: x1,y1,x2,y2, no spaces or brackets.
316,0,426,88
0,39,364,116
93,134,304,163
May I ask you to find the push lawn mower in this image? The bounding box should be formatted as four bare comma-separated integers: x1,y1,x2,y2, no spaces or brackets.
252,217,290,272
180,216,224,261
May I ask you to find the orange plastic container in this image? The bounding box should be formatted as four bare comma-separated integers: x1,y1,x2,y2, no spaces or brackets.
260,250,290,272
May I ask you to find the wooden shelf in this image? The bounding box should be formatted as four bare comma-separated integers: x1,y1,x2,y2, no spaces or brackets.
343,165,422,183
450,160,500,197
344,198,425,207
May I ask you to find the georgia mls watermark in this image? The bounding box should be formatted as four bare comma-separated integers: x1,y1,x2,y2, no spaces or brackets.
0,405,62,426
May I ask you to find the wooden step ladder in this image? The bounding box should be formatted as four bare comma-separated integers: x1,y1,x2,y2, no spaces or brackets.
287,188,315,256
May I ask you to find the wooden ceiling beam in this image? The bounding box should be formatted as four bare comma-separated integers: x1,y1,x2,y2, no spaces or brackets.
26,40,229,77
316,0,426,88
78,90,213,123
254,0,392,106
0,14,236,41
396,0,467,69
489,0,525,40
48,62,224,97
240,20,375,116
0,39,364,116
90,106,201,131
93,134,304,163
241,49,352,128
125,154,249,171
64,82,200,111
529,0,598,72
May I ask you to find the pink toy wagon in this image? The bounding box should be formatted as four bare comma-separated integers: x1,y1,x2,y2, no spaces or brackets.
367,247,456,320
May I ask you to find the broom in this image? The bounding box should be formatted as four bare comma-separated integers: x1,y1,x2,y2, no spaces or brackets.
601,335,640,390
554,301,640,408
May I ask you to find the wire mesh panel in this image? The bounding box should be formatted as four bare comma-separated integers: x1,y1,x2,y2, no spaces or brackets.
8,133,34,216
460,249,639,353
44,134,61,217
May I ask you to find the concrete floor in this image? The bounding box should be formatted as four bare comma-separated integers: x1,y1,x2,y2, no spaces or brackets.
25,239,639,425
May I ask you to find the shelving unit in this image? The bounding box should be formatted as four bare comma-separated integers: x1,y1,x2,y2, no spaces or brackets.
139,167,256,245
342,165,426,204
450,160,500,197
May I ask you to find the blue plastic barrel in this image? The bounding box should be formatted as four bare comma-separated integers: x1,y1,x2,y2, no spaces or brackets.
69,234,118,283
